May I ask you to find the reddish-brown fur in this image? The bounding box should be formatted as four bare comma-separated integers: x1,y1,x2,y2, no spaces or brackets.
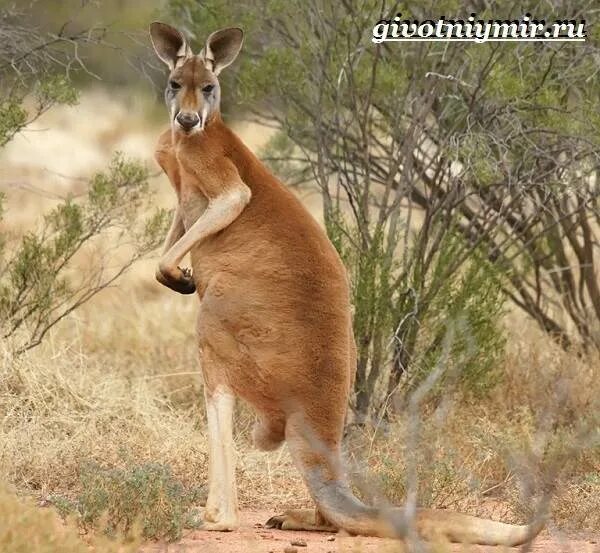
151,25,544,545
156,118,355,449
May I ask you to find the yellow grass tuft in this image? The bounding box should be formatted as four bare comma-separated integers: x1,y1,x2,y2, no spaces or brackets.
0,485,138,553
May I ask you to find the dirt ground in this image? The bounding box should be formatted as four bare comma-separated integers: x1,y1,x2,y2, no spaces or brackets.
141,510,600,553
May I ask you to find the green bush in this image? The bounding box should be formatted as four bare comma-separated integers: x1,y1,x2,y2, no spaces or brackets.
0,154,169,355
407,233,506,398
50,462,204,542
1,7,171,357
328,209,506,413
0,101,28,147
0,485,136,553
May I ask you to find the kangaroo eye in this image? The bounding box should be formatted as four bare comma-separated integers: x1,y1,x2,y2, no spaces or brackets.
202,84,215,94
169,80,181,90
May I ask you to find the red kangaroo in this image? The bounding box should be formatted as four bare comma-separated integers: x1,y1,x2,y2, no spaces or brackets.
149,21,544,545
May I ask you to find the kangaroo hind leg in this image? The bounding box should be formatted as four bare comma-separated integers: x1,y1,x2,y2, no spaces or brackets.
265,411,349,533
201,383,239,531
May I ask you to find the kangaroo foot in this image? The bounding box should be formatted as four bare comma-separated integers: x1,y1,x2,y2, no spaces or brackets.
198,519,239,531
193,508,239,532
265,508,337,532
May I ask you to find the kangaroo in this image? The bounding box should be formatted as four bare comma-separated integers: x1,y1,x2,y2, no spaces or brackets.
149,21,544,545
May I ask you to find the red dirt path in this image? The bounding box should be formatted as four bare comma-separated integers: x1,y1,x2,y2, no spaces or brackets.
141,510,599,553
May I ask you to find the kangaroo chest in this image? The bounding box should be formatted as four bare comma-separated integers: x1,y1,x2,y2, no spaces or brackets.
178,173,209,231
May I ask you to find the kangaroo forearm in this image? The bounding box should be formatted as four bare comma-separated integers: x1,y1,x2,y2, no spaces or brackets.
159,185,251,271
161,206,185,255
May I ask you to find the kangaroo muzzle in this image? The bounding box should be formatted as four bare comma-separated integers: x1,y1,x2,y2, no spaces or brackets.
176,111,201,132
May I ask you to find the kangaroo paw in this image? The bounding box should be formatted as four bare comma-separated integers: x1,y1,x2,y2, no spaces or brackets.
155,265,196,295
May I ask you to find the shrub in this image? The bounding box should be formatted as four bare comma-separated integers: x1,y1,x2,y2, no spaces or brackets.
50,462,204,542
328,207,506,415
0,485,136,553
0,154,170,356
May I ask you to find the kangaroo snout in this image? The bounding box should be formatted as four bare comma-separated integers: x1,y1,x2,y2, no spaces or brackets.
176,111,201,131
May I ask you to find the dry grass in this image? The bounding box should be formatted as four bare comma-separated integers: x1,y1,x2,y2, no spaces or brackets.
345,320,600,531
0,283,309,511
0,485,138,553
2,299,598,534
0,89,599,549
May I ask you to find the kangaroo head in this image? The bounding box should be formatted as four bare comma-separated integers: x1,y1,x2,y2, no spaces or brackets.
150,22,243,134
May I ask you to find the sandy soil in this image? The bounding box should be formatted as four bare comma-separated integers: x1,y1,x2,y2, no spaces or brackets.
141,510,599,553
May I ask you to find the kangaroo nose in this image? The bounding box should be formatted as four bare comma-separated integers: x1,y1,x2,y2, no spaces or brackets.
176,112,200,131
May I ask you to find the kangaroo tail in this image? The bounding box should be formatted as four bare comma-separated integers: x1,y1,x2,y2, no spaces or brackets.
285,417,544,545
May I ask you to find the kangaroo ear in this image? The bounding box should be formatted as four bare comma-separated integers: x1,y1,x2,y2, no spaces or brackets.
201,27,243,75
150,22,192,70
